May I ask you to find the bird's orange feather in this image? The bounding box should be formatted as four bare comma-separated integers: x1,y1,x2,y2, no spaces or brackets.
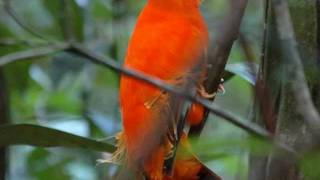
119,0,209,178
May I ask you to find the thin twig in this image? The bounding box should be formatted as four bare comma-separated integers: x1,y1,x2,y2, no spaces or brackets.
0,43,69,66
1,0,260,139
68,44,271,138
69,45,296,155
0,38,49,46
3,0,48,41
0,42,271,138
0,42,299,155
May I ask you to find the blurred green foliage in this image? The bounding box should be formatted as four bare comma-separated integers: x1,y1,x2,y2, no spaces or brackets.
0,0,275,179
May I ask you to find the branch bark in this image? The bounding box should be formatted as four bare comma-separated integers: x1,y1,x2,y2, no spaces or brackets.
266,0,320,179
68,44,271,138
189,0,249,136
273,0,320,140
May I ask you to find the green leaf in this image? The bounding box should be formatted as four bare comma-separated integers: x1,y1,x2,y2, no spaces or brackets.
193,135,272,162
0,23,13,37
223,62,259,84
27,148,73,180
90,0,112,20
0,124,115,152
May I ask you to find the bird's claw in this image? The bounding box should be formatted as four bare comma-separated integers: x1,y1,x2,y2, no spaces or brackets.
197,78,225,98
217,84,225,94
198,85,216,98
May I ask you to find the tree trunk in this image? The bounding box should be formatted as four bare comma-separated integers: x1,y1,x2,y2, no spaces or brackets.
250,0,319,179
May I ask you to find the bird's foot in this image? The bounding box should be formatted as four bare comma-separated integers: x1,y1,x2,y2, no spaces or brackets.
197,78,225,99
198,85,216,98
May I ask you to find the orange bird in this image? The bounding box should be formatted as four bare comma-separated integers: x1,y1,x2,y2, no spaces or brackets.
115,0,220,179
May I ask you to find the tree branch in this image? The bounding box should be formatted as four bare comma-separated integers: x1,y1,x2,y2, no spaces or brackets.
0,0,264,139
68,44,271,138
0,42,270,138
189,0,249,136
0,43,69,66
0,38,46,46
69,45,296,155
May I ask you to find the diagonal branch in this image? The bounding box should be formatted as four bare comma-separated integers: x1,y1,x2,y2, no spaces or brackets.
0,43,271,138
0,43,300,154
70,45,295,155
0,0,263,139
0,42,270,138
189,0,249,136
68,44,271,138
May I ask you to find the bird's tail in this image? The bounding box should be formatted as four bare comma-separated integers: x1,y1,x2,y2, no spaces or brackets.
110,132,221,180
162,133,221,180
